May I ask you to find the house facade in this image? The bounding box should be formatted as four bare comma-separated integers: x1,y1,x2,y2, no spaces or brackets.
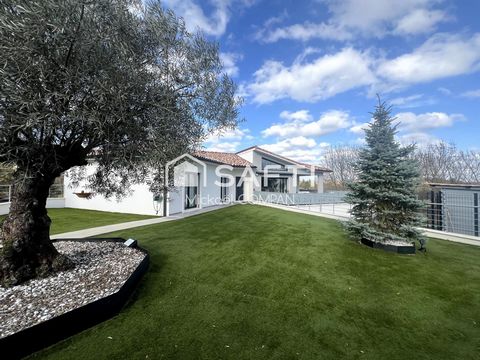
64,146,331,216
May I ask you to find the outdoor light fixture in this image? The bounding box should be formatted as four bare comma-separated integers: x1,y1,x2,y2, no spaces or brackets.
124,238,137,248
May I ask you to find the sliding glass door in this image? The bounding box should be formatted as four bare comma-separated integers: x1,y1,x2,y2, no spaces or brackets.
184,173,199,210
220,177,228,202
261,177,288,193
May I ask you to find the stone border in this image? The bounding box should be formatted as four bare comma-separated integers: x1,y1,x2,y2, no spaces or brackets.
361,238,416,254
1,238,149,360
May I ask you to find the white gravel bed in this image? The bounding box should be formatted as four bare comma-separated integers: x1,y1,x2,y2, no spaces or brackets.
0,240,146,339
382,239,415,246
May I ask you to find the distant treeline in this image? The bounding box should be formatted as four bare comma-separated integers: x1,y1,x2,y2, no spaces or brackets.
321,141,480,190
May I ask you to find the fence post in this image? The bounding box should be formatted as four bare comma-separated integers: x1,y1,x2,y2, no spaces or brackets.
474,193,478,237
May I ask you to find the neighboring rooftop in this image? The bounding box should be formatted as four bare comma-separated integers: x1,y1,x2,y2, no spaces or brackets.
428,182,480,189
236,145,332,173
193,150,254,167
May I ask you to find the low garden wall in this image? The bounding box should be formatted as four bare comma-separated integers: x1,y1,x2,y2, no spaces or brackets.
1,237,149,359
0,198,65,216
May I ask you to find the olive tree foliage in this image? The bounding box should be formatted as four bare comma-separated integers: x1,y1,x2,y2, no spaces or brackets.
0,0,241,286
0,163,13,184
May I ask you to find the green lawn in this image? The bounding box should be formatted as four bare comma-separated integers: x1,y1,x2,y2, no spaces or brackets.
31,205,480,360
0,208,156,235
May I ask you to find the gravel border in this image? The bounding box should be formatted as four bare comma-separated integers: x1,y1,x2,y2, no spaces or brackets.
0,240,146,339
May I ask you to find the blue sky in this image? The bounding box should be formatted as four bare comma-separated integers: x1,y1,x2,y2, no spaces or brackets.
162,0,480,163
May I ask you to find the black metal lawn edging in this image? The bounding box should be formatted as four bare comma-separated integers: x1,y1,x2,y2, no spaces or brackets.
1,237,149,360
361,237,416,254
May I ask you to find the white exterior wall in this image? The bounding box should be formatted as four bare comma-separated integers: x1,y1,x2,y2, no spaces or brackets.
237,149,262,168
47,198,66,208
65,181,160,216
64,164,162,216
0,202,9,215
202,164,247,205
237,150,262,192
0,198,66,216
167,187,183,215
64,161,252,217
316,173,324,193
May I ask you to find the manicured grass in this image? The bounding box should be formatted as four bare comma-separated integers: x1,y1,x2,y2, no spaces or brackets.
31,205,480,360
0,208,156,235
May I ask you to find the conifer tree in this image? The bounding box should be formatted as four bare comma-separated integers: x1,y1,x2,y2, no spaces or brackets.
345,98,424,244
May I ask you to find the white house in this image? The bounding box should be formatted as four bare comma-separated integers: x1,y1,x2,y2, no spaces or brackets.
64,146,331,216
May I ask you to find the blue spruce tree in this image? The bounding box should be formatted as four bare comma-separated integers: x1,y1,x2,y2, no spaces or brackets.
346,98,424,244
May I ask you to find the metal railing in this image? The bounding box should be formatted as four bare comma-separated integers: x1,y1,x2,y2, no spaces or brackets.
253,191,348,206
293,202,352,217
255,189,479,238
0,184,64,203
0,185,10,203
423,202,479,237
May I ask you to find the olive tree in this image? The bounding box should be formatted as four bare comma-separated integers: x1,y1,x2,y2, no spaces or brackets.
0,0,241,286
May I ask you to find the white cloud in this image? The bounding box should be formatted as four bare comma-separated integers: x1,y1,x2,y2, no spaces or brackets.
208,128,247,141
351,111,464,145
279,110,312,122
235,83,250,98
162,0,229,36
162,0,254,37
220,52,243,77
389,94,436,108
437,87,452,95
393,9,449,35
326,0,447,36
206,141,241,152
398,132,441,146
376,33,480,86
262,110,353,138
390,94,423,105
262,136,317,152
349,122,370,135
262,10,289,28
257,22,352,43
395,111,465,131
256,0,449,43
261,137,329,163
203,128,252,152
247,32,480,103
460,89,480,98
249,48,375,103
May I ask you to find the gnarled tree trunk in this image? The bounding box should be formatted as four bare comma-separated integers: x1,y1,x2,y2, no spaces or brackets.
0,172,72,287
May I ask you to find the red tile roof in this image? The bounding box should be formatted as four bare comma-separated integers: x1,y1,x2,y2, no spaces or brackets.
193,151,254,167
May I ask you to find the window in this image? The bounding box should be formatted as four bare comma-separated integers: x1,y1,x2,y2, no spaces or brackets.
220,177,228,201
261,157,285,170
261,177,288,193
184,172,199,209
